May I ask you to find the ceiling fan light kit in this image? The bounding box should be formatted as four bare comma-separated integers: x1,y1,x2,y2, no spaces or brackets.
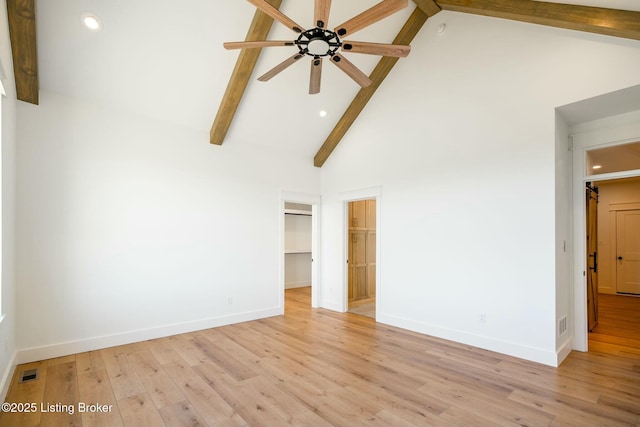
224,0,412,94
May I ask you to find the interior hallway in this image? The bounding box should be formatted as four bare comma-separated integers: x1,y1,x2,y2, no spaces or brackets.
589,293,640,351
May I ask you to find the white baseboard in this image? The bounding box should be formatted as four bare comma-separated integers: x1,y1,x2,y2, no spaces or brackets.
16,307,282,365
320,299,344,313
378,312,560,367
285,281,310,289
0,351,17,402
556,337,573,365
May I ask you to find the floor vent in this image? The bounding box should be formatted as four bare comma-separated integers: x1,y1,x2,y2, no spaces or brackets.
559,316,568,336
19,368,39,383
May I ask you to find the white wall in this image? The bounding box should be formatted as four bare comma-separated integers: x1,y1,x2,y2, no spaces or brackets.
555,112,573,363
15,91,320,362
0,0,17,399
319,11,640,366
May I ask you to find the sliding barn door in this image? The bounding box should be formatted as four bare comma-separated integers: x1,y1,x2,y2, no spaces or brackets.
586,185,598,332
348,200,376,301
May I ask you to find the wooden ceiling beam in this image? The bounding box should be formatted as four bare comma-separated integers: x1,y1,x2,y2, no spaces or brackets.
314,5,440,167
6,0,39,104
435,0,640,40
413,0,442,17
210,0,283,145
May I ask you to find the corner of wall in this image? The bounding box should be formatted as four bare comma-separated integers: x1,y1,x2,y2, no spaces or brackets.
556,337,572,366
15,307,282,365
0,349,16,401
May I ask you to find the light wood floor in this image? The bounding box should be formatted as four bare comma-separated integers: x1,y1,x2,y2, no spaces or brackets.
590,293,640,350
1,288,639,427
348,296,376,319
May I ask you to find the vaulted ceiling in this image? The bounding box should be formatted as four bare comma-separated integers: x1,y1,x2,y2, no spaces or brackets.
6,0,640,166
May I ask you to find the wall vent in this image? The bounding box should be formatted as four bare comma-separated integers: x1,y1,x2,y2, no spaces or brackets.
19,368,39,383
559,316,568,336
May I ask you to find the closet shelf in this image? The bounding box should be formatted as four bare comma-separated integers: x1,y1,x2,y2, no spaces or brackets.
285,250,312,254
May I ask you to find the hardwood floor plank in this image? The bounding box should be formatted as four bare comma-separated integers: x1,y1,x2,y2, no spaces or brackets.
244,376,336,427
419,380,553,427
166,333,210,366
158,400,207,427
191,334,258,382
117,393,166,427
345,378,450,424
147,337,189,366
163,360,247,427
3,287,639,427
192,366,290,427
508,387,637,426
596,394,640,424
100,346,146,400
40,361,82,427
0,361,47,427
126,349,185,409
257,357,381,426
76,350,107,374
76,368,123,427
437,406,502,427
47,354,76,366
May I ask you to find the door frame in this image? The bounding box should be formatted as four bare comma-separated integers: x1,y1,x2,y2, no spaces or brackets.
280,191,321,309
340,186,381,315
572,139,640,351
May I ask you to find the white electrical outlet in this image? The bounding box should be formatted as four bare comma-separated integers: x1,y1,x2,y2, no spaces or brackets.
479,313,486,324
227,297,233,305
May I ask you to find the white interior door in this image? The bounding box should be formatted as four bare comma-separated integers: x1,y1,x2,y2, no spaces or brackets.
616,209,640,295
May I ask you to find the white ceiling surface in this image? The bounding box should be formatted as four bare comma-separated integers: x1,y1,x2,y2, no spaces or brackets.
558,84,640,125
36,0,412,158
36,1,640,159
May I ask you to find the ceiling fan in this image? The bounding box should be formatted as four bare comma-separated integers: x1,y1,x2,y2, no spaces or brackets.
224,0,412,94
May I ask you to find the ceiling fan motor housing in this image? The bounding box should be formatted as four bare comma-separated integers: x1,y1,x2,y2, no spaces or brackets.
296,27,342,58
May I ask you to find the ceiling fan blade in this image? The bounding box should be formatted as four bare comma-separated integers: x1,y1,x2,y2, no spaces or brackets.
341,41,410,57
309,58,323,95
329,54,372,88
258,53,306,82
246,0,306,33
314,0,332,29
224,40,296,50
334,0,408,37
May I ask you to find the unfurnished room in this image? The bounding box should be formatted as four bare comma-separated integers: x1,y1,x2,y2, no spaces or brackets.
0,0,639,426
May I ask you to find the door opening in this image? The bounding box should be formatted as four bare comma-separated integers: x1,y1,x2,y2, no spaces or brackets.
284,202,313,308
583,177,640,353
281,192,320,311
347,199,376,319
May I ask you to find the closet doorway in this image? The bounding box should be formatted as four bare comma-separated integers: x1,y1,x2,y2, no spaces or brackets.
283,200,318,309
347,199,376,319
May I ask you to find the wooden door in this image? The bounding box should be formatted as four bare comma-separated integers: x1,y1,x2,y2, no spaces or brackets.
616,209,640,295
348,200,376,301
586,185,598,332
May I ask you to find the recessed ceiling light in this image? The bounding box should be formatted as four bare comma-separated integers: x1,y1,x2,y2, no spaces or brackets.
319,110,327,118
592,165,602,170
82,13,102,31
